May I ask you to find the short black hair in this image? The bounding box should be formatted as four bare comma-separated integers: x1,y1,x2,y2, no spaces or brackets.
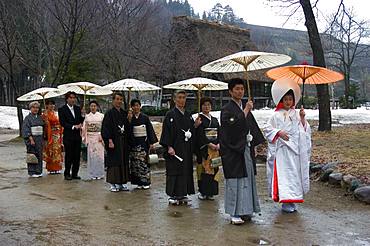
89,100,99,107
280,89,295,103
200,97,213,106
228,78,245,91
45,99,55,105
112,92,123,100
65,91,77,100
130,99,141,107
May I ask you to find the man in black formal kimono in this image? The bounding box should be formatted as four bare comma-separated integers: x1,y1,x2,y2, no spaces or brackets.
58,91,84,180
160,90,201,205
219,78,265,224
101,93,132,192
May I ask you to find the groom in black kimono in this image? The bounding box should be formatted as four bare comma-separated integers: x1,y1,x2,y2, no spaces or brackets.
219,78,265,224
160,90,201,205
101,92,132,192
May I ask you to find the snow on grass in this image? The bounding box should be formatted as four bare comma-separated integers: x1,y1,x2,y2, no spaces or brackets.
1,106,370,130
0,106,29,129
193,107,370,126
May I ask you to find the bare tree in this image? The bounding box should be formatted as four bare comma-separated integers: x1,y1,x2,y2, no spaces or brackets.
266,0,333,131
24,0,98,86
325,3,370,108
0,0,25,135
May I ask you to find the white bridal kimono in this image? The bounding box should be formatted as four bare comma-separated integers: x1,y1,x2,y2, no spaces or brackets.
264,108,312,203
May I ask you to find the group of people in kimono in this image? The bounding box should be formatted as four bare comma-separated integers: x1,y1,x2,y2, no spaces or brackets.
21,76,312,225
160,78,311,224
21,91,158,192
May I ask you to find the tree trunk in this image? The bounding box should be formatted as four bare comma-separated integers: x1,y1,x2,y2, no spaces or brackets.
1,79,9,105
16,102,23,137
300,0,332,131
344,73,350,108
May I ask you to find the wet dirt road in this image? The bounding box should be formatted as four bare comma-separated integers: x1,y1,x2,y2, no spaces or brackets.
0,141,369,246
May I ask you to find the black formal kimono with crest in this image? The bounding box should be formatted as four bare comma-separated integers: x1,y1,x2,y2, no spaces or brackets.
160,107,195,198
101,107,132,184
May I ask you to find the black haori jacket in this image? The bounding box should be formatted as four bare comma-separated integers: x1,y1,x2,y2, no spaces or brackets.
219,100,265,179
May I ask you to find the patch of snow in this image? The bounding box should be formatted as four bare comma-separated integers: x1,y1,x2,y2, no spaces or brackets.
0,106,29,129
1,106,370,130
193,107,370,126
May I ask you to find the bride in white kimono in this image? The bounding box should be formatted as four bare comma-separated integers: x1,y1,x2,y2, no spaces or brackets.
82,101,105,180
264,78,312,213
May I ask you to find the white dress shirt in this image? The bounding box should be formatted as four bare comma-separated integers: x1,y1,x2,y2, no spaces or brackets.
67,104,75,118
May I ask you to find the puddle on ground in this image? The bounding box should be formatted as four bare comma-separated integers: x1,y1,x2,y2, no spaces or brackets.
248,237,272,245
167,211,183,218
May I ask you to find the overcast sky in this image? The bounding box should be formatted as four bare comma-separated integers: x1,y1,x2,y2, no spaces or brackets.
187,0,369,32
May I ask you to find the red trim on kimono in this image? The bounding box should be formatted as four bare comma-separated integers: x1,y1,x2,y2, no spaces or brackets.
272,131,280,143
274,102,295,111
280,199,304,203
272,159,279,202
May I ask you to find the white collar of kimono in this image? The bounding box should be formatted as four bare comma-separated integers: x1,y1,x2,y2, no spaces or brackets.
271,78,301,106
199,112,211,121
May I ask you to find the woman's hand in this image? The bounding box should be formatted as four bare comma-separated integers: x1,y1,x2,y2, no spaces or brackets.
168,146,175,156
30,137,35,146
300,106,306,126
108,139,114,149
209,143,217,150
127,110,133,122
216,143,220,151
279,130,289,141
194,115,202,128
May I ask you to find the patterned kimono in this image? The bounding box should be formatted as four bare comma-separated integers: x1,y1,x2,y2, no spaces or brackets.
194,113,220,197
22,113,45,175
129,113,158,186
42,110,63,172
82,112,105,179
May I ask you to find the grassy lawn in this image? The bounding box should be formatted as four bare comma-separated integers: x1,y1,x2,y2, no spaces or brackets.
311,124,370,183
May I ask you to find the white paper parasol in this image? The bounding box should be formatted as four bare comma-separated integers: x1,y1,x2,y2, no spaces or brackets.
163,77,228,111
201,51,291,99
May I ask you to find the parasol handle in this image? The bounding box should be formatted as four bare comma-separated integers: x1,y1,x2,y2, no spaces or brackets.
198,89,201,112
127,87,132,110
243,65,252,100
247,78,251,100
302,78,305,107
84,92,86,110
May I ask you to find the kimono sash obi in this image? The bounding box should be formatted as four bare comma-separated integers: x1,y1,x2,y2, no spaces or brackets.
205,128,218,141
133,125,147,138
51,126,61,131
31,126,43,136
87,122,102,133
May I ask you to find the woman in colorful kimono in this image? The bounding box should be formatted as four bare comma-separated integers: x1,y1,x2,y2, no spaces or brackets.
81,100,105,180
264,78,312,213
194,97,220,200
22,101,45,178
42,99,63,174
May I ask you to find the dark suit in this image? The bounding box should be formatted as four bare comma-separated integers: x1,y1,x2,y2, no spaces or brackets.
58,104,84,177
219,100,265,179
